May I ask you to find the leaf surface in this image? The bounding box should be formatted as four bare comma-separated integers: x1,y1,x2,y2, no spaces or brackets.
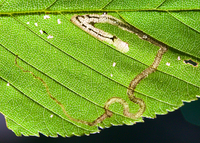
0,0,199,137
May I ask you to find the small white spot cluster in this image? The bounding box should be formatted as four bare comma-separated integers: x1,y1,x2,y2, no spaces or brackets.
27,22,30,24
44,15,50,19
34,23,38,27
110,62,117,77
57,19,61,24
177,56,181,60
47,35,53,39
166,62,170,66
39,30,43,34
112,62,116,67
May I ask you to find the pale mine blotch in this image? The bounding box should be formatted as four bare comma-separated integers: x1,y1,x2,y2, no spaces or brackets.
7,83,10,86
47,35,53,39
57,19,61,24
177,56,181,60
70,14,129,53
166,62,170,66
113,39,129,53
34,23,38,27
39,30,43,34
44,15,50,19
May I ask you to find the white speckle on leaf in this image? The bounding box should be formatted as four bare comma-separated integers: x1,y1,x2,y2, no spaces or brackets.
7,83,10,86
39,30,43,34
34,23,38,26
112,62,116,67
177,56,181,60
50,115,53,118
110,74,113,77
44,15,50,19
27,22,30,24
47,35,53,39
166,62,170,66
57,19,61,24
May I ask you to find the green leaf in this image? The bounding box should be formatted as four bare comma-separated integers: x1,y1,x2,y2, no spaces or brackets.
0,0,199,137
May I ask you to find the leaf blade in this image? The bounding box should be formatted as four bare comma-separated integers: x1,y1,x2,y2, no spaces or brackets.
0,1,200,137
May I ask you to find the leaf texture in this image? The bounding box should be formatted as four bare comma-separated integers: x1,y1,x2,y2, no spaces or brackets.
0,0,199,137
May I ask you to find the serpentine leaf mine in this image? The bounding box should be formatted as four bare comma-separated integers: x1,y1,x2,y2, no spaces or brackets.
15,14,168,127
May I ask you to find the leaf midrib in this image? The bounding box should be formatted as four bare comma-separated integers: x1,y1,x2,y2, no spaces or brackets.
1,8,200,16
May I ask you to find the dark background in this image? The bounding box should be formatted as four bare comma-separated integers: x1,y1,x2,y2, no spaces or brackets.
0,105,200,143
